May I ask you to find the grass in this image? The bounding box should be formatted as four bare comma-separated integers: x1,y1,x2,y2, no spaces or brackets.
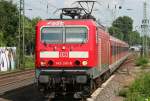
118,55,150,101
125,73,150,101
135,57,149,67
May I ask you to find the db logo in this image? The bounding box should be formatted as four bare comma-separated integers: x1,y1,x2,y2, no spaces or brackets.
59,52,68,58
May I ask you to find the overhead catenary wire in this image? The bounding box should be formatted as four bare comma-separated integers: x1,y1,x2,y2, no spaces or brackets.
13,0,58,18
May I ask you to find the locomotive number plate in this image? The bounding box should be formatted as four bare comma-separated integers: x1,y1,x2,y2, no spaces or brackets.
56,61,72,65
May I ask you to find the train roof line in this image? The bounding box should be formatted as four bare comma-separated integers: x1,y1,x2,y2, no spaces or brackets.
110,36,128,45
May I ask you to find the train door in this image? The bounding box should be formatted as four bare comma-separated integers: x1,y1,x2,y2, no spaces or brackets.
98,38,101,71
97,28,101,72
107,40,110,66
104,40,109,68
97,28,109,73
101,35,109,72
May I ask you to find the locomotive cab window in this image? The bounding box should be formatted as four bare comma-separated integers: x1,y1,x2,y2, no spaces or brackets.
41,27,88,44
65,27,87,43
41,27,63,43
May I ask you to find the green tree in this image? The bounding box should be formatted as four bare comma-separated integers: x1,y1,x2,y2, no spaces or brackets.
128,31,141,45
0,31,5,46
0,0,19,46
112,16,133,34
24,17,41,55
111,16,133,42
108,26,124,40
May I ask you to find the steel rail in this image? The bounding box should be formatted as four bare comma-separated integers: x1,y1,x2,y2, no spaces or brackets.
0,69,35,94
0,69,34,79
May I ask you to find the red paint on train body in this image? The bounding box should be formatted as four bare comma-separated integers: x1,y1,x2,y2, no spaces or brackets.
35,19,98,68
35,19,129,97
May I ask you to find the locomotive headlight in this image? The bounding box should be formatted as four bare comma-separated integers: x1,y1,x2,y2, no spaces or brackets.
76,76,87,83
82,61,88,66
40,61,46,66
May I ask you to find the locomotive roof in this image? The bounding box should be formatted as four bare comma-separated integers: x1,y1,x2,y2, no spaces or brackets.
36,19,99,27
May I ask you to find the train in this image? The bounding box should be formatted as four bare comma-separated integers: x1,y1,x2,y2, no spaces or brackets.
35,7,129,99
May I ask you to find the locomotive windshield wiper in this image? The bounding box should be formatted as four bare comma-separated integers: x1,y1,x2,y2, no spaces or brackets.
43,41,47,46
81,39,85,45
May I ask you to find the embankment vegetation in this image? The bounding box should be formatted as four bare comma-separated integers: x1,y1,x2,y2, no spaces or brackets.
126,73,150,101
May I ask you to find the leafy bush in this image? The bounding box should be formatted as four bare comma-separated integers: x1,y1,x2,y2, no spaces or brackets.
126,73,150,101
136,57,149,67
25,56,35,68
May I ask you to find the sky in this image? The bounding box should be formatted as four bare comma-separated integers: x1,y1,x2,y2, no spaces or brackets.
12,0,150,30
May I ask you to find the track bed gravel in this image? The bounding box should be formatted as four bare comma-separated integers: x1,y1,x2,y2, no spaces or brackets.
88,54,141,101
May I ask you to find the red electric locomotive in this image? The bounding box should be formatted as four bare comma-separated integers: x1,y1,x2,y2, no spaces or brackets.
35,6,129,98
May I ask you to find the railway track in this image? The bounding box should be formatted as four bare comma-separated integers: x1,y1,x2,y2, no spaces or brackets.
0,69,35,95
87,53,136,101
0,53,136,101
